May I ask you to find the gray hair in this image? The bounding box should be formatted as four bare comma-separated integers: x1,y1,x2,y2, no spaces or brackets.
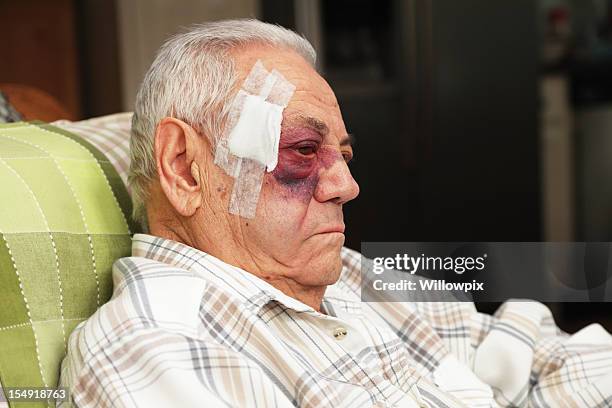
129,19,316,229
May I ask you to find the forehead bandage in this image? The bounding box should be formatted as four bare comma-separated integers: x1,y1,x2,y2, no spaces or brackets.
214,60,295,218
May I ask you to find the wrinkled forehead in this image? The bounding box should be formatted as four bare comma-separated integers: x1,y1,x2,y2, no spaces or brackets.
230,45,347,141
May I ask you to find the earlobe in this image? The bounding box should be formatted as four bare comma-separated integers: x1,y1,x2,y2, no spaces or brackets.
155,117,203,217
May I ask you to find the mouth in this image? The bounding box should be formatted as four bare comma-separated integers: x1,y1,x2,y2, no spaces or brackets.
315,224,346,235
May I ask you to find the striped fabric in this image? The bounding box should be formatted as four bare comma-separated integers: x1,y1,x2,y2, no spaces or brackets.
53,113,132,188
0,118,135,408
60,234,612,408
4,113,611,407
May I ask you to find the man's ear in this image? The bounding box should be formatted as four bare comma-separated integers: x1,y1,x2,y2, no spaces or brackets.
154,117,203,217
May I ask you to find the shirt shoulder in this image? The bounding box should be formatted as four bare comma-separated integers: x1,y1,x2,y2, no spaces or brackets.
60,256,216,406
64,255,208,369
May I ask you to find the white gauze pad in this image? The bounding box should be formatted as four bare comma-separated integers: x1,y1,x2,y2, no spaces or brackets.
227,94,283,171
213,60,295,218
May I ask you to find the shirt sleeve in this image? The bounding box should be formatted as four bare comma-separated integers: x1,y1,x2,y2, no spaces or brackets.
528,322,612,407
342,248,612,407
60,326,295,408
470,301,612,407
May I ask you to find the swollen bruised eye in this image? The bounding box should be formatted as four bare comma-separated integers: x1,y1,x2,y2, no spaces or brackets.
297,146,317,156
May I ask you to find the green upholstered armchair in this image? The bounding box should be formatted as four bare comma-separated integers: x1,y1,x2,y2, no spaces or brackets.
0,113,138,408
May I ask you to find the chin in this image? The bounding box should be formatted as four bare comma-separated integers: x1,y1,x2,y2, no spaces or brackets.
307,240,344,286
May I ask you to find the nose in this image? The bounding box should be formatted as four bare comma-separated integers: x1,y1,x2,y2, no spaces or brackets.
314,157,360,205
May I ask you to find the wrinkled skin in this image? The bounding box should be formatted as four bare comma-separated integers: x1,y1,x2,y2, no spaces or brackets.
147,44,359,311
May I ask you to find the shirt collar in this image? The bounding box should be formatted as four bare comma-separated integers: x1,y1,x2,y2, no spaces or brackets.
131,234,360,315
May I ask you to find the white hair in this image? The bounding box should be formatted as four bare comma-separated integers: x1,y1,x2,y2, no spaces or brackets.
129,19,316,229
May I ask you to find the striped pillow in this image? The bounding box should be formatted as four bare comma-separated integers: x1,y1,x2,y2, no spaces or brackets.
0,114,136,408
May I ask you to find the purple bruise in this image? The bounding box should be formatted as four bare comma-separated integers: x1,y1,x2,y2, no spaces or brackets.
271,146,343,202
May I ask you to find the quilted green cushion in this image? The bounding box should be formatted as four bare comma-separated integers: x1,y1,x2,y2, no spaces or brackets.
0,121,136,408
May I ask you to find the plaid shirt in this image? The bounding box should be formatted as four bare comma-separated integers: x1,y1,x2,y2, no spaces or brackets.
59,234,612,407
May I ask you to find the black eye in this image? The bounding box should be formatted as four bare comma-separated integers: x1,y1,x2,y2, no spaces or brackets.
297,145,317,156
342,152,353,163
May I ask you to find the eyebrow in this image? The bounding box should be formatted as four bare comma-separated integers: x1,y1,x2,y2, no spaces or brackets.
295,115,354,147
299,115,329,136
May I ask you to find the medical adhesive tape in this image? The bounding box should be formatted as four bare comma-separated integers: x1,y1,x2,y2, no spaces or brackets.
214,60,295,218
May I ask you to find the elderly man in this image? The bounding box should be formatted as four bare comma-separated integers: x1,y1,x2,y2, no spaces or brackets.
60,20,612,408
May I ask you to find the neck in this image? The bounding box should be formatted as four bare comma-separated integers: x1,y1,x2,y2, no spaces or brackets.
262,276,327,312
148,212,327,313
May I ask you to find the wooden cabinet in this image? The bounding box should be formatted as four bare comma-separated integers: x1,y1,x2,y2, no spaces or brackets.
0,0,82,119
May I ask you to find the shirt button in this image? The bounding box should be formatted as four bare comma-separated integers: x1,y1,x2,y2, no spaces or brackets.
333,326,347,340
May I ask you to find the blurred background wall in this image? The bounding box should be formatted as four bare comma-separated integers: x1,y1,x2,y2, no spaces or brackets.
1,0,611,330
116,0,259,109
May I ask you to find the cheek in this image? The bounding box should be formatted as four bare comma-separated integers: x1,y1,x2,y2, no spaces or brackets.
269,147,342,202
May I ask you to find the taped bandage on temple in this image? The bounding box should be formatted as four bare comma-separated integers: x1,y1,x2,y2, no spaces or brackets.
213,60,295,218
